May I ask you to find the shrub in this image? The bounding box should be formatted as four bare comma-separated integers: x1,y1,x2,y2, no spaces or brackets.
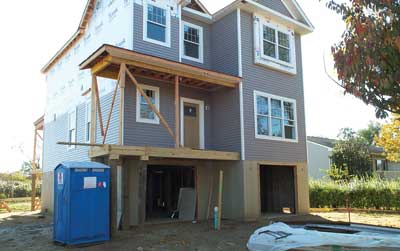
309,177,400,210
0,180,34,198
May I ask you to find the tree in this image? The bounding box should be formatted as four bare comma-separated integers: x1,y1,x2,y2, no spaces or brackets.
20,161,32,177
325,0,400,118
375,118,400,162
358,122,381,145
330,128,372,180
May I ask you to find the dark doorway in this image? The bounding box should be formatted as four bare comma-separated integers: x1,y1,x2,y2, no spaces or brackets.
146,166,195,220
260,165,296,214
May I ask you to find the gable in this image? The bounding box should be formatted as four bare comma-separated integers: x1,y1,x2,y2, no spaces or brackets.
256,0,293,18
181,0,210,14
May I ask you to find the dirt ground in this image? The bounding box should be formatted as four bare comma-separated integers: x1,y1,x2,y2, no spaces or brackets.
311,211,400,228
0,211,399,251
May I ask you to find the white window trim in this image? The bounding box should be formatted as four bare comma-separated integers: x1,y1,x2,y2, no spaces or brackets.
85,101,91,143
253,14,297,75
180,97,205,150
143,1,171,48
67,108,77,150
181,21,204,64
253,90,298,143
136,84,160,124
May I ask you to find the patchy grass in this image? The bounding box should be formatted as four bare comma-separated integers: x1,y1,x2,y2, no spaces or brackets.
311,211,400,228
0,201,31,213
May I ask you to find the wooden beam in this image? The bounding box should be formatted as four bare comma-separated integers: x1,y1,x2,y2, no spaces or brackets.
175,76,180,148
125,68,176,139
89,144,241,160
103,64,125,144
91,54,112,75
119,64,126,145
92,75,105,137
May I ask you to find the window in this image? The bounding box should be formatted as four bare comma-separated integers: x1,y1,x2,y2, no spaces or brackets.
254,91,297,142
143,2,170,47
68,108,77,149
253,15,296,74
85,102,91,143
376,159,388,171
262,25,291,63
181,22,203,63
136,84,160,124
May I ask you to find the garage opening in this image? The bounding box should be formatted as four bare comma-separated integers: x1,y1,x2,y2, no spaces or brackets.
260,165,296,214
146,166,195,221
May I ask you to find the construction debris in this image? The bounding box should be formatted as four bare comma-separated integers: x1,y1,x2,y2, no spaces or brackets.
247,223,400,251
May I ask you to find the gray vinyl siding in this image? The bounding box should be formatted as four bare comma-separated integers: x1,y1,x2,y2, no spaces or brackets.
123,77,213,149
211,88,241,152
95,91,121,145
257,0,293,18
132,3,179,62
42,91,119,173
210,11,239,76
209,10,241,152
42,104,90,173
240,11,307,162
181,16,212,69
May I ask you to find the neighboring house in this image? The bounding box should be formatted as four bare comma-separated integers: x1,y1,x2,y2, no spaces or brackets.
307,137,334,179
370,149,400,180
39,0,313,231
307,136,400,180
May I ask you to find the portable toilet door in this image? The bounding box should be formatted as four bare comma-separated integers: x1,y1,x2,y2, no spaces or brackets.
53,161,110,245
54,163,69,243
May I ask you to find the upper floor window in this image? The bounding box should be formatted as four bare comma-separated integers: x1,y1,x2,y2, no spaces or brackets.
263,26,290,63
136,84,160,124
143,2,171,47
68,108,77,149
254,15,296,75
181,21,203,63
254,91,297,142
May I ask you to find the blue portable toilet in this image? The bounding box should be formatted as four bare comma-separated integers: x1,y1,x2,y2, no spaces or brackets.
53,161,110,245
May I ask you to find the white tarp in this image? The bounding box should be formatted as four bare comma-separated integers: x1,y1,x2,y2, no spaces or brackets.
247,223,400,251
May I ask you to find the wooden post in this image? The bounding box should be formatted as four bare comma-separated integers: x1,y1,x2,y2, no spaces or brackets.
103,65,124,144
206,175,214,220
92,75,105,137
31,129,37,211
174,76,180,148
109,157,119,236
90,75,97,144
138,161,147,226
217,170,223,230
119,64,126,145
122,159,130,230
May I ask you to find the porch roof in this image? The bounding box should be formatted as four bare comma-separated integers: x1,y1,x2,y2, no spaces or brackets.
80,45,241,91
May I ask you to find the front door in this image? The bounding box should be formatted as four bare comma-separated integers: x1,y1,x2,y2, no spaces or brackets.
183,102,200,149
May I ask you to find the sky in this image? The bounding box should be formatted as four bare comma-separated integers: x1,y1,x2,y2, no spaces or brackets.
0,0,384,173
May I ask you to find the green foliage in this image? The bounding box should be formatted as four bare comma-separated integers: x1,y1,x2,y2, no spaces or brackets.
310,177,400,210
0,193,6,200
327,164,352,181
0,172,40,198
324,0,400,118
358,122,381,146
0,172,29,182
331,129,372,178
